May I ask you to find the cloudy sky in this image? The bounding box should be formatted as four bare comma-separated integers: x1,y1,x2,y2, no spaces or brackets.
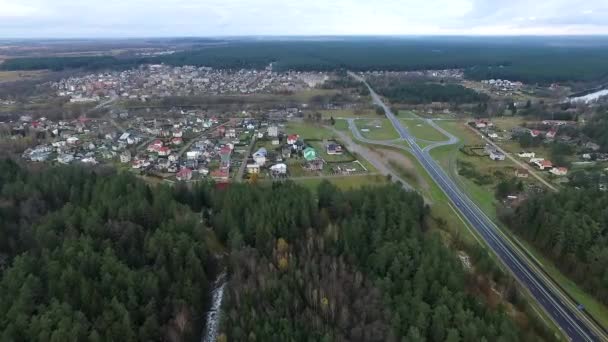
1,0,607,37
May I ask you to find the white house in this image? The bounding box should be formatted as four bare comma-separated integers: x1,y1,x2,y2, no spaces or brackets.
518,152,535,158
67,137,80,145
550,167,568,176
268,126,279,137
187,151,201,160
490,150,506,161
270,163,287,175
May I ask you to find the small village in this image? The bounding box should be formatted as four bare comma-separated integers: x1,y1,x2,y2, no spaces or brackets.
14,107,369,184
469,117,608,183
51,64,330,103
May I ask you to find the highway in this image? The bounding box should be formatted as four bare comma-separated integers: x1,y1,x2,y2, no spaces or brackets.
350,72,605,342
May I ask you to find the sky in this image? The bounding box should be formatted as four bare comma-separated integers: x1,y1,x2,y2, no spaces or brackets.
1,0,607,38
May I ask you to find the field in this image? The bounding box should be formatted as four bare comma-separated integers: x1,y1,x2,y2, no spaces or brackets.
355,119,400,140
400,119,448,142
320,108,379,119
0,70,48,83
284,121,337,140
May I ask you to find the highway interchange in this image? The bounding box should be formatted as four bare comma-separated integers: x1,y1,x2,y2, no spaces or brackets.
349,72,606,342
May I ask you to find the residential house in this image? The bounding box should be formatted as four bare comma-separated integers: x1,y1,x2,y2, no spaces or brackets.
247,164,261,174
490,150,506,161
187,151,201,160
158,146,171,157
226,129,237,139
534,159,553,170
586,142,601,151
253,148,268,166
120,151,132,163
171,137,183,145
287,134,299,145
326,144,343,155
176,168,193,181
270,163,287,175
305,159,324,171
267,126,279,137
530,130,541,138
57,154,74,164
67,136,80,145
550,167,568,176
518,152,535,158
169,153,180,162
474,119,493,129
211,169,229,182
546,130,557,140
303,147,317,161
515,169,529,178
282,146,293,159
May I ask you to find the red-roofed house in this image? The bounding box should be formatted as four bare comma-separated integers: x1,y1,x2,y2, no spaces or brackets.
534,160,553,170
147,140,164,152
546,129,557,139
287,134,299,145
211,169,229,182
171,137,183,145
530,130,541,138
158,146,171,156
176,168,193,181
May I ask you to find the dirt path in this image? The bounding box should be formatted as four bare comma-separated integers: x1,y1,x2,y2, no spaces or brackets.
330,126,427,196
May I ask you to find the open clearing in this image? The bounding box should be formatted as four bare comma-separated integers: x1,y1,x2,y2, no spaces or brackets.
0,70,48,83
400,119,448,142
355,119,400,140
321,108,379,119
284,121,337,140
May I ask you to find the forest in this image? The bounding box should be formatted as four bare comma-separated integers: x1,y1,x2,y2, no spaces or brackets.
0,159,553,341
3,38,608,84
369,80,489,104
0,160,214,341
176,181,545,341
502,189,608,305
583,108,608,152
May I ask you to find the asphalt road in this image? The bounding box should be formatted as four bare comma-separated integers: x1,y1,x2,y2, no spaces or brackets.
350,72,605,342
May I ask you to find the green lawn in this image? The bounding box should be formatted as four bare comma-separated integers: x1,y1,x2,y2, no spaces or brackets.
285,121,337,140
401,119,448,142
333,119,349,132
397,110,421,119
356,119,400,140
321,109,378,119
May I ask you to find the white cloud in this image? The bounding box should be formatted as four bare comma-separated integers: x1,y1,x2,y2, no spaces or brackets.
0,0,607,37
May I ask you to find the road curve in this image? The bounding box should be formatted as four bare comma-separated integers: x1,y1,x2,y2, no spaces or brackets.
349,71,606,342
